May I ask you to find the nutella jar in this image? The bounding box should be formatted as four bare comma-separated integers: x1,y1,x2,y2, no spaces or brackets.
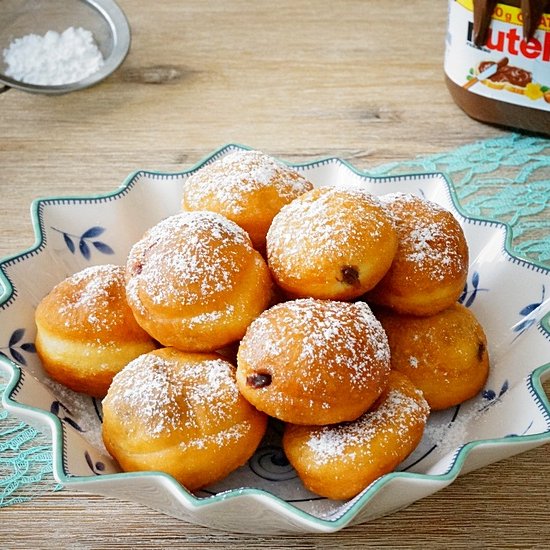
445,0,550,135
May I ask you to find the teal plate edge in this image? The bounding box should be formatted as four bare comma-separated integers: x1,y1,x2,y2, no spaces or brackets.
1,142,549,533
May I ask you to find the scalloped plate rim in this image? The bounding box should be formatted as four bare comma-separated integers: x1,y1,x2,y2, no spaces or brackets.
1,143,550,532
2,352,550,532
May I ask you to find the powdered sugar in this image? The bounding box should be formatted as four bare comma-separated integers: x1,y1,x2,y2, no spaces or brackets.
107,353,179,437
54,264,126,333
240,298,390,397
184,305,236,328
43,377,107,454
105,351,242,440
306,385,429,465
126,211,252,312
423,403,494,456
379,192,467,282
183,150,312,216
2,27,104,86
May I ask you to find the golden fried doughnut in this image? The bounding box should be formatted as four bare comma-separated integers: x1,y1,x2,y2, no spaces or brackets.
125,211,272,352
266,186,398,300
35,264,157,398
102,347,268,491
375,303,489,410
236,298,391,425
181,149,313,252
367,193,469,316
283,371,430,500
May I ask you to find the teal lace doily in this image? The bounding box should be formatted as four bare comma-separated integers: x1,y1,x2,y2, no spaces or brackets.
367,133,550,265
0,383,60,506
1,132,549,507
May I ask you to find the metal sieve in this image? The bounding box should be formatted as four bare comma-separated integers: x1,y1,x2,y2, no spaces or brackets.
0,0,130,94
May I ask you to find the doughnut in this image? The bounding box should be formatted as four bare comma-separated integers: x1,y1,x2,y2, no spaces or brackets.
283,371,430,500
34,264,157,398
102,347,268,491
266,186,398,301
236,298,391,425
375,303,490,410
181,149,313,252
125,211,272,352
366,193,469,316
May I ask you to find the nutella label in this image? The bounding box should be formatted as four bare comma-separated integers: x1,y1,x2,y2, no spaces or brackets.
445,0,550,112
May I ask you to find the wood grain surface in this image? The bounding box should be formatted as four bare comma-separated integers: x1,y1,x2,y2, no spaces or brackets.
1,1,549,548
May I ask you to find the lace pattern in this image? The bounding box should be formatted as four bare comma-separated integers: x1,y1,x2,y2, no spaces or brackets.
0,387,60,506
367,133,550,265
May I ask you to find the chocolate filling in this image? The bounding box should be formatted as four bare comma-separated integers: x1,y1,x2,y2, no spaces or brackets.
477,341,486,362
246,372,272,388
340,265,360,286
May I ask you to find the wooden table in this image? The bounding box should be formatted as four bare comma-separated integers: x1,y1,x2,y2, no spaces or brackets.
1,1,549,548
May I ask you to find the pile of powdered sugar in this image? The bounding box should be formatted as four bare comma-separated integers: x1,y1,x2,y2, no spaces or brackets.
2,26,104,85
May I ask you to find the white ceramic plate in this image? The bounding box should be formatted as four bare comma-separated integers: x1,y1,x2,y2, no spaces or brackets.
1,144,550,534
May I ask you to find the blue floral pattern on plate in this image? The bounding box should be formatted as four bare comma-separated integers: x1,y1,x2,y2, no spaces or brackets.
52,226,115,260
459,271,489,308
0,329,36,366
513,285,546,336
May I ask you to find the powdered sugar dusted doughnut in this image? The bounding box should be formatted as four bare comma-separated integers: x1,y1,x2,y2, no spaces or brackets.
125,211,272,352
236,298,391,425
283,371,430,500
181,150,313,252
266,186,398,300
102,347,268,491
367,193,469,316
376,303,489,410
35,264,157,397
